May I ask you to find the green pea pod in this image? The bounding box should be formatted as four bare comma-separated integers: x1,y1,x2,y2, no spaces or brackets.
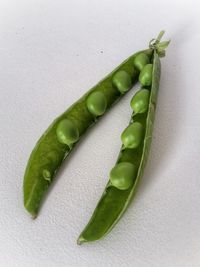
77,50,161,244
23,48,153,218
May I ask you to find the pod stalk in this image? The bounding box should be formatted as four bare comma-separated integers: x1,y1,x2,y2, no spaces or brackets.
149,30,170,57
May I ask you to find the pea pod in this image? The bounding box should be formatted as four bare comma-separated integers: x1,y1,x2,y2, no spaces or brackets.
77,50,162,244
23,49,153,217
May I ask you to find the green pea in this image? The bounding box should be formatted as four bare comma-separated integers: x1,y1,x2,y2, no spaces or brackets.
109,162,136,190
139,64,153,86
134,53,150,71
42,169,51,181
121,122,143,149
112,70,132,94
56,119,79,145
86,91,107,116
130,89,150,114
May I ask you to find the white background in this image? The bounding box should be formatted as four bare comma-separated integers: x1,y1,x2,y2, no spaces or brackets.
1,0,200,266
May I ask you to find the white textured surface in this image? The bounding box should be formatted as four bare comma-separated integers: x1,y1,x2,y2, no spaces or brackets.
1,0,200,266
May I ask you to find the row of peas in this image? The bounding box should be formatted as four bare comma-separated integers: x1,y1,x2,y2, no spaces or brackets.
55,57,146,147
55,53,152,191
109,53,153,190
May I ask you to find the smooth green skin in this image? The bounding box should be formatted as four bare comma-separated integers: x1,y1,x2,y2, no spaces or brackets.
56,119,79,145
23,49,152,217
130,89,150,114
121,122,143,149
139,64,153,86
112,70,132,94
78,51,161,244
86,91,107,116
109,162,136,190
133,53,150,71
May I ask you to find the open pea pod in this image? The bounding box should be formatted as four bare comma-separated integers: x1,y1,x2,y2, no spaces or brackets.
23,48,153,217
77,50,162,244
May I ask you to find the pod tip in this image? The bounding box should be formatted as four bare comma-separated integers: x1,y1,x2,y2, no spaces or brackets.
24,202,38,219
77,236,86,245
31,213,37,220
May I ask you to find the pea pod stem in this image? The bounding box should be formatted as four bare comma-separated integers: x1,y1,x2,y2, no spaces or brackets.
149,31,170,58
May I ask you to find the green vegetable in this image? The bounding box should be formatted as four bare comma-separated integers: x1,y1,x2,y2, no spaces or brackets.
23,48,152,218
78,48,164,244
134,53,150,71
121,122,144,149
130,89,150,114
109,162,136,190
56,119,79,145
86,91,107,116
139,64,153,86
112,70,132,94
